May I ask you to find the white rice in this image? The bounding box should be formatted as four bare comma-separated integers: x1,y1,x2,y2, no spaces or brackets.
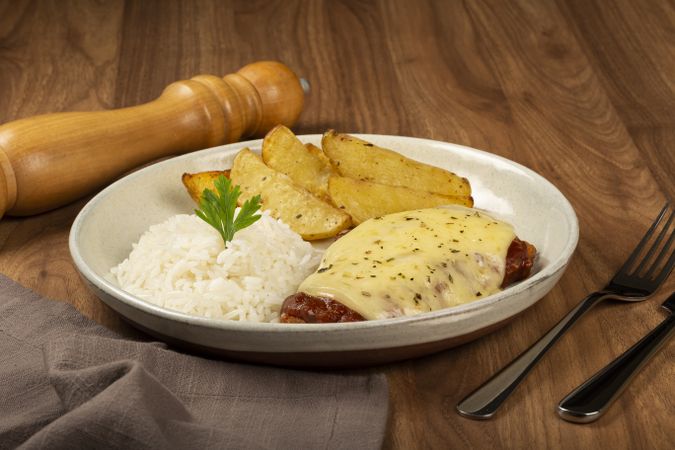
110,211,322,322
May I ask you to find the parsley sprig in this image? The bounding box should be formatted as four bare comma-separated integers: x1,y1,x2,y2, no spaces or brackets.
195,175,262,245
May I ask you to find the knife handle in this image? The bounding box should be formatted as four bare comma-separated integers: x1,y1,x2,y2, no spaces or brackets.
0,60,305,218
557,313,675,423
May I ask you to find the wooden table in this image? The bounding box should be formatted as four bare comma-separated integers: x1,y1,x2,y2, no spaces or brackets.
1,0,673,448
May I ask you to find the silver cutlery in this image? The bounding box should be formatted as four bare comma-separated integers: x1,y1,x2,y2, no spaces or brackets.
557,291,674,423
457,204,674,419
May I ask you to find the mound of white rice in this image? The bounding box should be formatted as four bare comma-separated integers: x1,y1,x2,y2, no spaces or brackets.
110,211,322,322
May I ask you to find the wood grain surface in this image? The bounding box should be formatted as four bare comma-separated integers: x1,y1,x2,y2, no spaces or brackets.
0,0,673,448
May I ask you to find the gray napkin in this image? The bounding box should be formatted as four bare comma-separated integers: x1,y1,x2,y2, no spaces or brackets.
0,274,388,449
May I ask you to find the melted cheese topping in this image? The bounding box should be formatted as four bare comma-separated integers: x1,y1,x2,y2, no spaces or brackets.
298,206,516,320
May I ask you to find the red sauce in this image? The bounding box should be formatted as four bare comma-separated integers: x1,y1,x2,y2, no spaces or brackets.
500,237,536,288
280,292,365,323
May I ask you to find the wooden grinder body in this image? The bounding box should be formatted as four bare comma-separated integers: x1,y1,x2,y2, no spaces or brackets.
0,61,304,217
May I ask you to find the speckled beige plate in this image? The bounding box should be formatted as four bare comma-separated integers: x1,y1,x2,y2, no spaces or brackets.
69,135,578,368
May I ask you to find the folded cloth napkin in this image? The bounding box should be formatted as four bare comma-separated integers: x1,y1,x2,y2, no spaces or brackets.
0,275,389,449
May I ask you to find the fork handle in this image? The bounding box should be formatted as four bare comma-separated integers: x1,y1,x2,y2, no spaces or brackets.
557,313,675,423
457,292,607,419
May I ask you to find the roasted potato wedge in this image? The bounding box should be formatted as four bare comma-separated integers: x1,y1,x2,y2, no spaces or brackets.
182,170,231,204
261,125,335,201
322,130,471,197
305,142,332,168
328,176,473,225
231,149,351,240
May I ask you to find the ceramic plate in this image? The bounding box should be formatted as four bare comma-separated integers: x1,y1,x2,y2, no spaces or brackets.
69,135,578,367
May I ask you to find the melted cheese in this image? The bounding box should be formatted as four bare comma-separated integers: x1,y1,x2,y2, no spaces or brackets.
298,206,516,320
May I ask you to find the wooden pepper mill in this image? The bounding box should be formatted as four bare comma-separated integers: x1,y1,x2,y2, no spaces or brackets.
0,60,305,219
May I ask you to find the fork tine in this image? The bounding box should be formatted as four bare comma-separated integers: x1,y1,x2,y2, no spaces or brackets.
641,207,673,278
653,246,675,286
617,204,669,275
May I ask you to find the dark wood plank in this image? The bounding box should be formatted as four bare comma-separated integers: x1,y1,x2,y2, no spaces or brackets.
380,0,514,153
0,0,124,118
557,0,675,201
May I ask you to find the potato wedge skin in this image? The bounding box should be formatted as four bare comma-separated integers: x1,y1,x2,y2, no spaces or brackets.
231,149,351,240
322,130,471,197
181,170,231,204
328,176,473,225
261,125,334,201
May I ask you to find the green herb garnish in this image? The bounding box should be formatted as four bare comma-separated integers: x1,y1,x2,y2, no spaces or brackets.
195,175,262,245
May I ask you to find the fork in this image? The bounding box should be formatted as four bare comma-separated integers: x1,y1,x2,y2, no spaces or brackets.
457,203,674,419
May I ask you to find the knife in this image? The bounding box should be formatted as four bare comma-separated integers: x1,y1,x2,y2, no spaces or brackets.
557,291,675,423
